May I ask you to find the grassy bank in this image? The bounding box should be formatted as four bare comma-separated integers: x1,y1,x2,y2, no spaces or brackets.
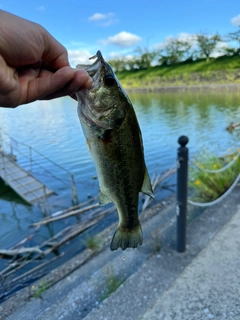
116,55,240,89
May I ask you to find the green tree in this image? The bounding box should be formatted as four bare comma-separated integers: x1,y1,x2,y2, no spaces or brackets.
107,58,126,72
226,27,240,55
195,33,221,62
134,46,159,69
158,37,193,65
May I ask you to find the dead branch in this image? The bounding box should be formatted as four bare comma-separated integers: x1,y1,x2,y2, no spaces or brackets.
0,247,43,258
0,206,116,280
4,253,65,289
42,206,115,256
30,203,99,227
51,195,98,217
10,235,34,250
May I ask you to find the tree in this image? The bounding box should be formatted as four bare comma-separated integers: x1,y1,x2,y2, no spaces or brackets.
226,27,240,55
157,37,193,65
134,46,159,69
195,33,221,62
107,58,126,72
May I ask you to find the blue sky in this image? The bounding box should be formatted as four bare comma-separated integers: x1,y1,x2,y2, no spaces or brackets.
1,0,240,66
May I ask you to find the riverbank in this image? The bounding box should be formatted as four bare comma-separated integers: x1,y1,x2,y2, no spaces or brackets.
117,55,240,91
125,83,240,92
1,183,240,319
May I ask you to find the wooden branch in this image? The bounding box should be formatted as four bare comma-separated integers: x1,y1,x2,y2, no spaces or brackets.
0,206,116,280
51,196,98,217
42,206,116,256
0,247,43,258
30,203,99,227
10,235,34,250
5,253,65,288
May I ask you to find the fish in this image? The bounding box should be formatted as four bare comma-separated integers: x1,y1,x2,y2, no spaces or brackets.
76,51,154,251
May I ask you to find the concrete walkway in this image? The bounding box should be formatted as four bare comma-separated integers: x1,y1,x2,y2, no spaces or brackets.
84,187,240,320
142,208,240,320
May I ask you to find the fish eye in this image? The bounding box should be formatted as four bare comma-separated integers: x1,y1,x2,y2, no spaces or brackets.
104,75,115,87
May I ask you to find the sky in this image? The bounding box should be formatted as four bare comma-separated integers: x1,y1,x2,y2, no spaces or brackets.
0,0,240,66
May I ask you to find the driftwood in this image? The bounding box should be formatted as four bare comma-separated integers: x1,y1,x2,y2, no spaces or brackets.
42,206,115,257
30,203,99,227
5,252,65,288
0,247,43,258
0,206,115,280
51,196,98,217
10,235,33,250
226,122,240,131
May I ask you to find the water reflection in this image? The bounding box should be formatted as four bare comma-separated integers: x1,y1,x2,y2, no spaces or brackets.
129,91,240,164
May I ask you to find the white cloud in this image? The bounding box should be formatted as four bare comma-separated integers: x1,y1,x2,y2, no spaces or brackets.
68,50,92,67
231,14,240,26
101,31,141,48
35,6,45,11
88,12,118,26
88,13,112,21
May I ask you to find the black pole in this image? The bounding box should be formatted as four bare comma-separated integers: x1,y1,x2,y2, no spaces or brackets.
176,135,189,253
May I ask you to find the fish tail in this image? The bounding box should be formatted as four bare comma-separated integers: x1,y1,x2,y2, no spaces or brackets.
110,225,143,251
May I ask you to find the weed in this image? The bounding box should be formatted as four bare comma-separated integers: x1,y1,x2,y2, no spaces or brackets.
150,231,162,254
101,264,124,301
189,148,240,202
32,280,48,299
84,234,102,252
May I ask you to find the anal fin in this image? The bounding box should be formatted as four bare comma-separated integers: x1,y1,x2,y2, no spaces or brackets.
99,188,112,205
141,166,155,199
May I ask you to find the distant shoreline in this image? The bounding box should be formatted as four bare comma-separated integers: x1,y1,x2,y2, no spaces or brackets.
124,83,240,93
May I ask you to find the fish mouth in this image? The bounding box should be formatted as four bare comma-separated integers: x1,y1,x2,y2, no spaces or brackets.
76,50,104,78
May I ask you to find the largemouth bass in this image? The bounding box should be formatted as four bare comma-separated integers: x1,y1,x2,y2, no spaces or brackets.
76,51,154,251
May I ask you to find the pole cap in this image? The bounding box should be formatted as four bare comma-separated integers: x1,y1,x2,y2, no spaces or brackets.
178,135,189,147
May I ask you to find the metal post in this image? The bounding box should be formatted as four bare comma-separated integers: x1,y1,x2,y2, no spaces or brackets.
176,135,189,253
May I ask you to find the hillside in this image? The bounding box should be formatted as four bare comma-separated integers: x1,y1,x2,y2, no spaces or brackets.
116,55,240,89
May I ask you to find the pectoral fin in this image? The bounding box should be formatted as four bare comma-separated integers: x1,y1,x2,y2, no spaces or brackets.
141,167,155,199
99,188,112,205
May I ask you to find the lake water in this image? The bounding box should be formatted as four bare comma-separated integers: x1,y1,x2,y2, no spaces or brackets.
0,90,240,297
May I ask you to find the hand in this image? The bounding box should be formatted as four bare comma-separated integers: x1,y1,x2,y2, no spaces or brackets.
0,10,92,108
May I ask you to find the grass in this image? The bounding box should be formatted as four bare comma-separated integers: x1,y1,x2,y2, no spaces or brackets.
150,231,162,254
100,264,124,301
31,280,48,299
189,148,240,203
116,55,240,89
84,234,102,252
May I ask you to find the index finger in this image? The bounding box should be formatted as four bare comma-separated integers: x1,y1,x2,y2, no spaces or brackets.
41,28,70,69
